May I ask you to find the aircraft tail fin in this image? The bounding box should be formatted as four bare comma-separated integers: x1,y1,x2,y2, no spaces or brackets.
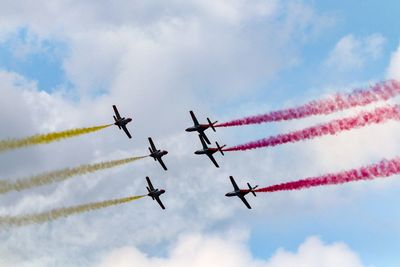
216,142,226,156
208,118,217,132
247,183,258,197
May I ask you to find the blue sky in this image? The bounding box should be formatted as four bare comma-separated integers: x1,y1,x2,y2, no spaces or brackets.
0,28,67,91
0,1,400,267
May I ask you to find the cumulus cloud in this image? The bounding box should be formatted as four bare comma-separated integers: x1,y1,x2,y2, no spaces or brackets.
0,0,333,98
0,1,395,267
93,234,365,267
325,34,386,72
265,236,364,267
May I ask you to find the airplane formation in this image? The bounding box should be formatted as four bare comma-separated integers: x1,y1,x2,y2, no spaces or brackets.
2,80,399,228
112,105,256,210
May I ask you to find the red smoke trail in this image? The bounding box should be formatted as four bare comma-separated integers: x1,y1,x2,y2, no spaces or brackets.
254,157,400,193
223,105,400,152
216,80,400,127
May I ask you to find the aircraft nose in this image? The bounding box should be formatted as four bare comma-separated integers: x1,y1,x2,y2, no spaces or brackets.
185,128,190,132
165,151,168,154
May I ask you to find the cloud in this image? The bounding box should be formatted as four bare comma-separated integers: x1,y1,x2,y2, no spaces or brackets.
325,34,386,72
265,236,365,267
387,44,400,81
0,0,333,98
93,234,365,267
0,2,394,266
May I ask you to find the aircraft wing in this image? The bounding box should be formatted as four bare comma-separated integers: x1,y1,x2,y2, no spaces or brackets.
155,196,166,209
157,157,168,171
148,137,157,151
199,134,208,149
239,195,252,209
229,176,239,191
207,154,219,168
122,125,132,139
113,105,122,119
146,176,155,190
200,131,211,145
190,110,199,126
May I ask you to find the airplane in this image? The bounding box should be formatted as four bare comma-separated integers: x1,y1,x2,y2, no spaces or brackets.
148,137,168,171
112,105,132,139
225,176,258,209
185,110,218,144
145,176,166,210
194,134,226,168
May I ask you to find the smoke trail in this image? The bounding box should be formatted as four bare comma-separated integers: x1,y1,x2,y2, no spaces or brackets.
0,124,112,153
224,105,400,152
216,80,400,127
254,157,400,193
0,195,145,227
0,156,146,194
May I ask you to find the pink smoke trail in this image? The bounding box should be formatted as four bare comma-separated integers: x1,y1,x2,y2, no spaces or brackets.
223,105,400,152
254,157,400,193
216,80,400,127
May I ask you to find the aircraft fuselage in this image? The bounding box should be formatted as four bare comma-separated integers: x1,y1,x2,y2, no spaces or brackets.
185,124,209,132
194,148,217,155
148,189,165,199
150,150,168,159
114,117,132,127
225,190,249,198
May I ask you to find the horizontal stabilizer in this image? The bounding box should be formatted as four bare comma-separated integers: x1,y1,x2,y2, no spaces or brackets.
113,116,121,129
208,118,217,132
247,183,258,197
216,142,226,156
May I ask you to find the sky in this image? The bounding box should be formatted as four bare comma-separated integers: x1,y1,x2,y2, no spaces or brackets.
0,1,400,266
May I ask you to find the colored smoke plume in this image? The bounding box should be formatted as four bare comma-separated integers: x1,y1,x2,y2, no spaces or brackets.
0,156,146,194
217,80,400,127
0,124,112,153
254,156,400,193
0,195,145,227
224,105,400,152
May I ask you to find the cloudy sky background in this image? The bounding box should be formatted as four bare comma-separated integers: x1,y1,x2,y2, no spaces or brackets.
0,1,400,266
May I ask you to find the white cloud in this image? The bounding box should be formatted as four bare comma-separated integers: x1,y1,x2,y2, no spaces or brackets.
265,236,364,267
387,44,400,81
0,68,381,267
0,0,333,98
0,2,395,267
93,234,365,267
325,34,386,72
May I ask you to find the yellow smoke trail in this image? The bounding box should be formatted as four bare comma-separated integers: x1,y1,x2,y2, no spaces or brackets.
0,156,146,194
0,195,145,227
0,124,112,153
